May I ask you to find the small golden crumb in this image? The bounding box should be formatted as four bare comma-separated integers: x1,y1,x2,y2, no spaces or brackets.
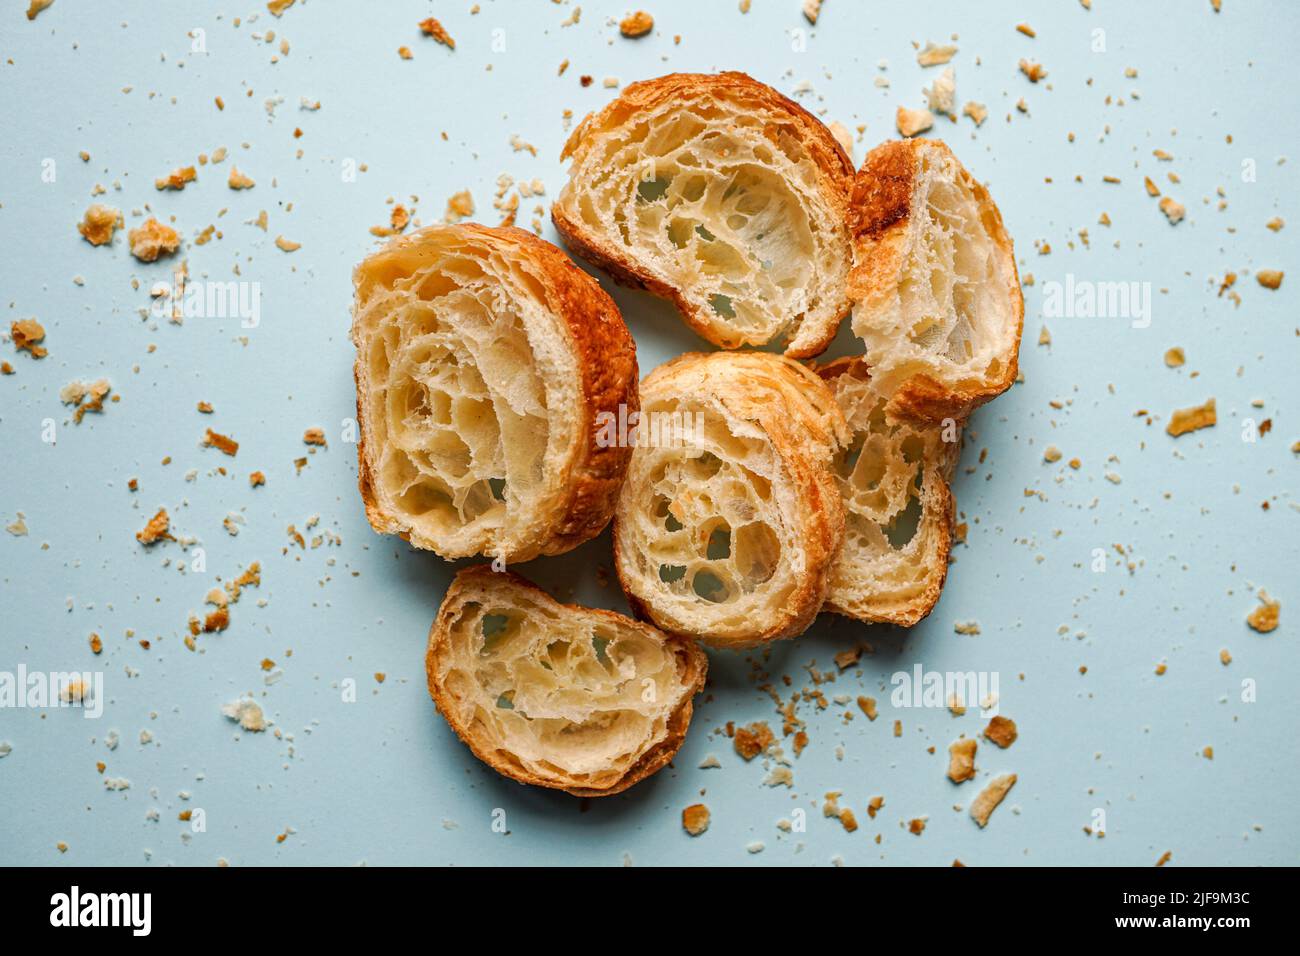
857,695,878,720
228,166,255,190
1158,196,1185,224
970,773,1016,828
419,17,456,49
954,620,981,635
908,818,926,835
1156,850,1172,867
136,508,173,546
274,236,301,252
445,190,474,222
197,401,213,413
11,319,47,358
1016,23,1036,37
267,0,295,16
947,738,977,783
1155,662,1168,676
1164,347,1185,368
983,716,1018,749
962,101,987,126
1165,398,1216,437
1265,217,1284,232
129,218,181,262
202,428,239,456
917,41,957,66
397,45,413,60
1019,59,1047,82
682,803,710,835
893,719,902,738
155,166,197,191
620,11,654,36
374,672,386,684
59,379,112,422
1144,176,1161,197
27,0,54,20
1043,445,1062,463
733,721,773,760
56,841,68,853
896,106,934,137
1256,269,1284,290
303,427,327,446
249,471,266,487
89,633,102,655
1246,591,1280,633
1,362,12,375
78,204,122,246
1203,746,1214,760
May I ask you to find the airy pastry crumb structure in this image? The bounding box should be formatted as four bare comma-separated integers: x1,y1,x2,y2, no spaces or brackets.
552,72,854,357
427,566,707,796
614,352,847,647
818,358,955,626
848,139,1023,424
351,224,637,563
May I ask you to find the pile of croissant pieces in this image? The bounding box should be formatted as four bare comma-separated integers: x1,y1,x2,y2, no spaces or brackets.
349,72,1024,795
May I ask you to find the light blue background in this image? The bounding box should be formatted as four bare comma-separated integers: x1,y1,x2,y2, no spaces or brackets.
1,0,1296,866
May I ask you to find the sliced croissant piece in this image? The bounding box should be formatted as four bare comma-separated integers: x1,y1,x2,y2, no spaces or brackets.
614,351,847,648
848,139,1023,425
552,71,855,358
351,224,638,563
426,566,708,796
817,357,957,626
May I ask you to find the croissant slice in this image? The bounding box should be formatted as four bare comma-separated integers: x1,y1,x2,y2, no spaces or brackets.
426,566,708,796
552,71,854,358
817,357,956,626
351,224,638,563
848,139,1023,425
614,351,847,648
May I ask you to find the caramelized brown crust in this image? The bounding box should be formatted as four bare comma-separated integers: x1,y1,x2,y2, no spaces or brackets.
351,223,639,562
552,71,855,358
426,566,708,797
847,139,1023,425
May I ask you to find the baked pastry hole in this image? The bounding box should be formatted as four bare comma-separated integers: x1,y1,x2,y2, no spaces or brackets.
733,521,781,584
691,569,731,603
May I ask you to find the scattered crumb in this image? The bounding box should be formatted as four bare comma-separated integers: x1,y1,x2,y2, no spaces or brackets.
733,721,773,760
128,218,181,262
1256,270,1284,290
619,11,654,37
228,167,255,190
221,698,266,732
896,106,934,137
60,378,111,422
1246,591,1280,633
983,716,1018,749
303,427,327,446
445,190,475,223
947,738,977,783
202,428,239,456
1165,398,1216,437
135,508,173,546
77,204,122,246
419,17,456,49
274,236,301,252
1164,347,1185,368
917,42,957,66
970,773,1016,828
11,319,47,358
682,803,710,835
